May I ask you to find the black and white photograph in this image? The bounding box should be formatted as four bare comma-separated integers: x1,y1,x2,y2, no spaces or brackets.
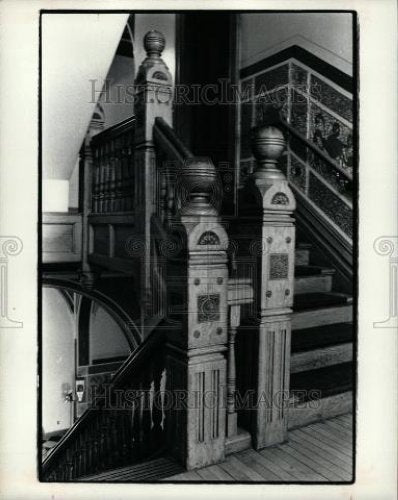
0,2,396,498
40,10,357,483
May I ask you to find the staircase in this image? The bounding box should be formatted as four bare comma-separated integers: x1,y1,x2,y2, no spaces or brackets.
289,239,353,429
40,30,354,481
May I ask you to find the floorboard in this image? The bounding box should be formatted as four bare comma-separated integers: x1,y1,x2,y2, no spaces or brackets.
82,414,353,483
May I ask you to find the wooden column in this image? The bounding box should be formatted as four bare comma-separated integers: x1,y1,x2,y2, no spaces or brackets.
249,125,296,449
134,31,173,327
79,115,104,289
166,158,229,470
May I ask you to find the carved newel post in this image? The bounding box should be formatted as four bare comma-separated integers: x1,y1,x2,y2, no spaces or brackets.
250,125,296,448
167,158,229,470
134,31,173,326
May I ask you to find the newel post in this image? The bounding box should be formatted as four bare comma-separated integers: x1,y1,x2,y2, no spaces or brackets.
250,124,296,448
79,113,104,289
134,31,173,323
166,158,229,470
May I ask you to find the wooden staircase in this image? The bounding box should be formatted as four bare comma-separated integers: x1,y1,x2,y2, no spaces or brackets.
289,240,353,429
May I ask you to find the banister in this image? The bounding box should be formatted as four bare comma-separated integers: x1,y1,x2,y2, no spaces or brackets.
278,117,353,182
41,318,167,478
90,115,136,147
153,117,194,161
42,277,142,349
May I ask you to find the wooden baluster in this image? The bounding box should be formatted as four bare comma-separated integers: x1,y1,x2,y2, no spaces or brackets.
78,429,86,477
91,420,100,473
141,370,152,455
105,409,116,466
151,355,164,452
127,144,134,211
131,384,142,460
92,149,99,212
98,147,105,213
72,438,80,479
227,305,240,438
115,145,123,212
109,140,117,212
104,144,111,213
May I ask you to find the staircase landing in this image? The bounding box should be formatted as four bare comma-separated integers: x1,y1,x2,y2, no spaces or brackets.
81,414,353,483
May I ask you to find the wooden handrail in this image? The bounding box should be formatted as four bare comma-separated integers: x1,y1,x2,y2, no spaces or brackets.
41,318,169,479
153,117,194,162
42,278,142,349
90,115,136,147
279,117,353,182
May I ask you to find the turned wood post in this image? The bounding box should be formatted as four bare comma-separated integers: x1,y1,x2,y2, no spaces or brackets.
166,157,229,470
249,124,296,448
134,31,173,328
79,112,105,289
227,304,239,437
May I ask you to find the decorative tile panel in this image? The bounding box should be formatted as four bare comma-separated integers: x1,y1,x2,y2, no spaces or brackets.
197,294,220,323
310,75,353,122
309,104,353,174
289,155,306,192
289,134,308,162
291,63,308,92
254,64,289,95
269,253,289,280
255,87,288,125
290,89,308,136
308,173,353,237
309,154,351,198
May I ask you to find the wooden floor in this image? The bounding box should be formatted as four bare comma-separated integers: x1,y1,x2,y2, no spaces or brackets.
82,414,353,483
167,414,353,482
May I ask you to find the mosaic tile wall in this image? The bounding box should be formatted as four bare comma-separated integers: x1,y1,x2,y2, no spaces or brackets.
239,58,353,239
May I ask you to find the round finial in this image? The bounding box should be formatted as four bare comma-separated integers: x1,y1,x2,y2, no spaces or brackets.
251,125,285,163
144,30,165,58
180,157,218,216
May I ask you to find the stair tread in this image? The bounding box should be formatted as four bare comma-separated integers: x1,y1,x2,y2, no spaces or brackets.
290,362,353,402
291,322,353,353
295,265,334,277
293,292,352,311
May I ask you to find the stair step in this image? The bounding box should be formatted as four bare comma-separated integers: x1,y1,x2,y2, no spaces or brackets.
290,362,353,402
294,265,334,277
292,293,352,329
294,274,333,294
291,322,353,353
292,304,352,329
294,292,351,311
80,456,184,481
288,392,353,430
295,247,311,266
291,343,353,373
